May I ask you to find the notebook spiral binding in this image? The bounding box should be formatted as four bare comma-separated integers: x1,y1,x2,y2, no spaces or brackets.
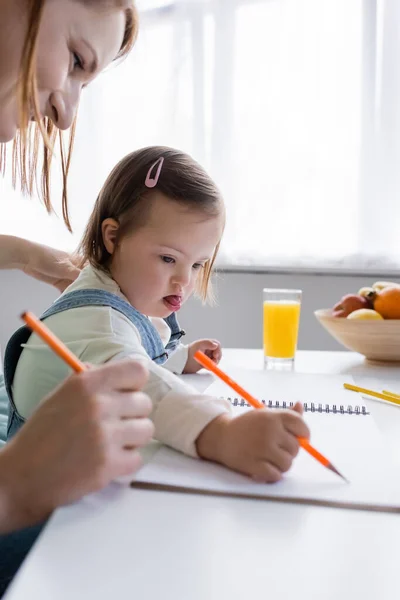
226,397,370,415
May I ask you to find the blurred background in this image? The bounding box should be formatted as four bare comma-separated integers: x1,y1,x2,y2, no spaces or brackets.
2,0,400,351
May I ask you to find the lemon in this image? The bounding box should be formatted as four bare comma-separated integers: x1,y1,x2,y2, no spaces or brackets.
357,286,375,298
372,281,400,292
347,309,384,320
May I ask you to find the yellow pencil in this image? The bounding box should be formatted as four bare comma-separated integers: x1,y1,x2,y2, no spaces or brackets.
344,383,400,407
382,390,400,400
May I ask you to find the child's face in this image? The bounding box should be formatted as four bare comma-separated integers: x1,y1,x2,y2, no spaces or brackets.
0,1,126,142
106,192,224,318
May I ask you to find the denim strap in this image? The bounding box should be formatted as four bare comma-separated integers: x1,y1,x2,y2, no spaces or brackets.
4,288,185,435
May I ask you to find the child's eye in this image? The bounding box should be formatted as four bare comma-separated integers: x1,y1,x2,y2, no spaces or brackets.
73,52,84,71
161,256,175,264
192,263,204,270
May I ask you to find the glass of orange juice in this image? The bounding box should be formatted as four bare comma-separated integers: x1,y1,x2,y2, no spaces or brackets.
263,288,302,369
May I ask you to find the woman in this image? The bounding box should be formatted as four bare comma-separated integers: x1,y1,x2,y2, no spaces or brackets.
0,0,153,592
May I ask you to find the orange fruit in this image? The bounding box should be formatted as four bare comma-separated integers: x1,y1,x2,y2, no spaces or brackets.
373,287,400,319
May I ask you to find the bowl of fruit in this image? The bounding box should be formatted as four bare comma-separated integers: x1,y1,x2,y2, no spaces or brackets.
315,281,400,361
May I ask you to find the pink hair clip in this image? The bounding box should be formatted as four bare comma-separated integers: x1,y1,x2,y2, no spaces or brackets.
145,157,164,188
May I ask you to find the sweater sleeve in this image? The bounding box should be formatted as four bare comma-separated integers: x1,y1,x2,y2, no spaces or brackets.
163,343,188,374
101,310,232,457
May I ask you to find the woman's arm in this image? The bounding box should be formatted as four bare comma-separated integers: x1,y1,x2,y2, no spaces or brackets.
0,235,81,291
0,235,28,270
0,360,153,534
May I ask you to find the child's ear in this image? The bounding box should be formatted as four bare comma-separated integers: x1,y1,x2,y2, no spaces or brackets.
102,218,120,254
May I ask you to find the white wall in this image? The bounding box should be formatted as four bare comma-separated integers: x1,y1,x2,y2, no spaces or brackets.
2,268,398,355
0,271,58,356
178,270,400,350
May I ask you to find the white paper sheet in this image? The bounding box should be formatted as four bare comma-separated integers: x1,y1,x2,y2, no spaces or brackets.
134,370,400,511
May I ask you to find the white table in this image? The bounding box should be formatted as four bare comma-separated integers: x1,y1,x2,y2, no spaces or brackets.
5,350,400,600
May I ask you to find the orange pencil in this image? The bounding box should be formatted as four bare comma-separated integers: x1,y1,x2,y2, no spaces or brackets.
21,311,86,373
194,350,348,482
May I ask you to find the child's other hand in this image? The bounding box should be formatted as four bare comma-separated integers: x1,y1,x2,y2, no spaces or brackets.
183,339,222,374
196,402,310,482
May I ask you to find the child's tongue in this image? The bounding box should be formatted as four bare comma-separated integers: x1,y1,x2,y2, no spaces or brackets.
164,295,181,308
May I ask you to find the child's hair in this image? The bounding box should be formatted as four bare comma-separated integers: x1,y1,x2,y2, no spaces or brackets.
0,0,138,232
78,146,225,302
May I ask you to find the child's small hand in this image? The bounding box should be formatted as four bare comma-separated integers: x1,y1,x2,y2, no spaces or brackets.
196,402,310,482
183,339,222,374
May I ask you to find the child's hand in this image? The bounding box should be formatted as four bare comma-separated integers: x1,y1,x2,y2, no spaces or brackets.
196,402,310,482
183,339,222,374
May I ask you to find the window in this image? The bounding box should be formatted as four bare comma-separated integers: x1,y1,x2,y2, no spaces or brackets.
2,0,398,272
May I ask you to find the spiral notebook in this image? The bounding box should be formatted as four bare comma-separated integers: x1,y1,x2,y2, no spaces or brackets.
207,368,365,408
133,370,400,512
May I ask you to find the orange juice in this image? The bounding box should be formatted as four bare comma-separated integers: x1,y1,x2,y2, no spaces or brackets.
263,301,301,359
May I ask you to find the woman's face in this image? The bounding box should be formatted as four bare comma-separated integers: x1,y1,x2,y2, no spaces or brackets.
0,0,126,142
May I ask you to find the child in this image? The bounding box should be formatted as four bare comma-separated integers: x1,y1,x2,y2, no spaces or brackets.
5,146,310,482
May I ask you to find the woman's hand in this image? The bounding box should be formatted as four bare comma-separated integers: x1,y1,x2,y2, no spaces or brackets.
0,359,154,534
23,242,81,292
0,235,81,292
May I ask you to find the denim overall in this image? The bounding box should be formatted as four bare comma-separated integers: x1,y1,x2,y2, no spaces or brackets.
4,288,185,440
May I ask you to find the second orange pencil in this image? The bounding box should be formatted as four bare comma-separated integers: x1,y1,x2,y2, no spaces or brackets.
22,311,86,374
194,350,348,482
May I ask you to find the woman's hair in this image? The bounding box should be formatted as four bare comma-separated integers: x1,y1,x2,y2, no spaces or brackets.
0,0,138,232
78,146,225,302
